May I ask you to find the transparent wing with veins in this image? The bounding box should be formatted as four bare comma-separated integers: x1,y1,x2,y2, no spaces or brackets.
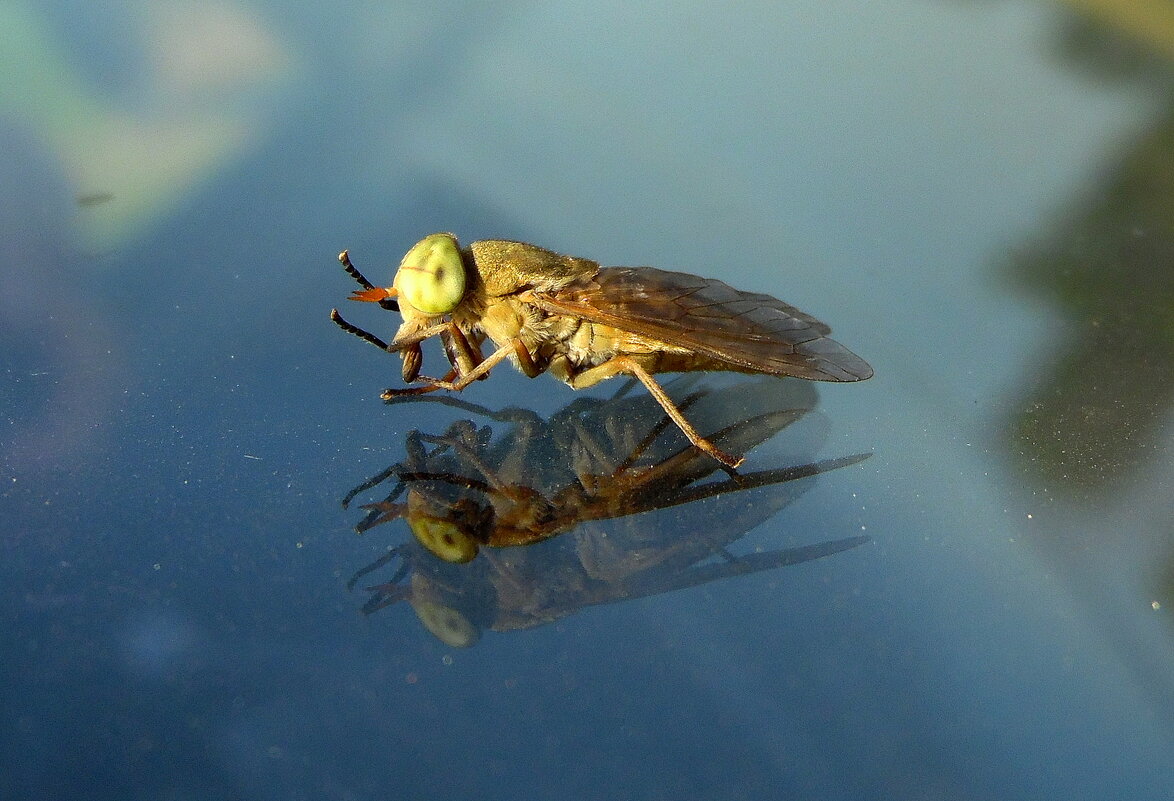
530,267,874,382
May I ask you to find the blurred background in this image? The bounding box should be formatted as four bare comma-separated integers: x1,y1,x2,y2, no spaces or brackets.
1,1,1171,799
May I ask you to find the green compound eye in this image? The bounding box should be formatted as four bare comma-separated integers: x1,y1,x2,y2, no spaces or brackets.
394,233,466,314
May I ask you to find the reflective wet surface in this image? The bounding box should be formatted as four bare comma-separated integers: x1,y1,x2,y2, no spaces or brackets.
3,2,1172,799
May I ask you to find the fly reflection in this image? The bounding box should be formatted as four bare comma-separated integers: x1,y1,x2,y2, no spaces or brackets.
341,377,870,645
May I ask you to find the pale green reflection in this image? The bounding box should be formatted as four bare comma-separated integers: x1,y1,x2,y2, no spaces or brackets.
0,2,292,250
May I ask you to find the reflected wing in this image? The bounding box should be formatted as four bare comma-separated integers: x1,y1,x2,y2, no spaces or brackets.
530,267,873,381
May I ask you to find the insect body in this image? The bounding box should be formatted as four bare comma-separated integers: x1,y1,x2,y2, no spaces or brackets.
330,233,872,468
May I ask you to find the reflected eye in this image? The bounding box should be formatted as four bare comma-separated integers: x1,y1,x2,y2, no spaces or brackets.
410,599,480,647
408,514,479,563
394,233,466,314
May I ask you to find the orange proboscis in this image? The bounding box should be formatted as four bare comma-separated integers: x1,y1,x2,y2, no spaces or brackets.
349,286,397,303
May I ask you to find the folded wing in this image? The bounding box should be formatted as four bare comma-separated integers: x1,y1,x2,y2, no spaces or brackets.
530,267,873,382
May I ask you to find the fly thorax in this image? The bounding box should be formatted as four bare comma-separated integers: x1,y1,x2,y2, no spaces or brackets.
565,319,619,366
479,297,528,346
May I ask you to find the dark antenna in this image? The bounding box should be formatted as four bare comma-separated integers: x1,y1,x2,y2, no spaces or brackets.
330,308,390,351
339,250,398,311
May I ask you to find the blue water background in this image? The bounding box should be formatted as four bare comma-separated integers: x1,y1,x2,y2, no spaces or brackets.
2,2,1171,799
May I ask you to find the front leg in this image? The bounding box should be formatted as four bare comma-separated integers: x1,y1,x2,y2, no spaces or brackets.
381,368,457,399
416,339,523,392
384,322,482,396
443,323,485,377
381,333,496,398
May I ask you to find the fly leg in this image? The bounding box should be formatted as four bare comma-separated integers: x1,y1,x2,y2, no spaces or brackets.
381,377,453,399
611,389,708,475
332,311,458,398
443,324,485,377
382,323,480,398
416,338,541,392
566,355,744,469
384,323,493,400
